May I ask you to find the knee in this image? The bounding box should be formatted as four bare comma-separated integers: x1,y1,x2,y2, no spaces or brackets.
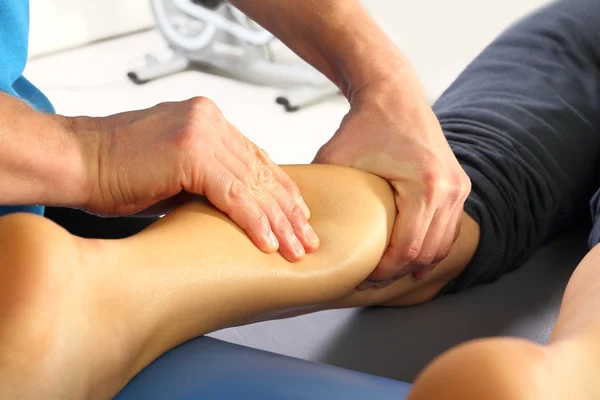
409,338,552,400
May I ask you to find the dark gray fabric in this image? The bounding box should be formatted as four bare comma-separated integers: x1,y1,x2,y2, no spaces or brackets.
433,0,600,293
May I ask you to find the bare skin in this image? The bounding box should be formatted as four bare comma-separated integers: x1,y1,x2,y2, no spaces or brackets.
4,163,598,400
408,242,600,400
0,164,479,399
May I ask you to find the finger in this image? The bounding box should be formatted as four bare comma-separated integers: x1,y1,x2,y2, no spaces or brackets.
253,149,319,252
219,150,307,261
406,207,450,269
367,193,437,283
414,207,463,281
411,197,465,280
260,166,320,253
261,155,311,220
202,161,279,254
223,127,316,253
441,205,463,256
227,124,311,220
258,187,309,261
413,262,439,280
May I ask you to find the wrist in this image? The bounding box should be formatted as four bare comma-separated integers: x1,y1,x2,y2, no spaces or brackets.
348,71,430,113
341,52,418,101
318,2,418,100
53,115,101,210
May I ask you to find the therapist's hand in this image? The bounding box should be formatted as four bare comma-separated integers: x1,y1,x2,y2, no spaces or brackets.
313,75,470,285
76,97,318,261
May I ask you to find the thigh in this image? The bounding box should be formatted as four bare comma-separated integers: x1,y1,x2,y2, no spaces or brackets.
435,0,600,291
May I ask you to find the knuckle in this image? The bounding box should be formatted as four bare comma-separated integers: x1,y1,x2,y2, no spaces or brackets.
422,167,442,188
227,180,247,205
257,163,275,184
392,241,421,264
283,203,306,225
458,173,472,196
188,96,218,113
433,247,452,263
285,177,301,192
269,208,292,232
422,171,445,203
289,186,303,202
277,175,301,197
414,251,437,267
448,174,471,203
422,169,471,206
243,159,262,193
447,182,463,203
186,97,223,126
254,212,271,232
246,178,262,196
403,245,421,263
255,146,271,162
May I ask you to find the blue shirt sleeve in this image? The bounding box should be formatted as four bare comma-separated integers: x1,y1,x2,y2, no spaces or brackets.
0,0,52,216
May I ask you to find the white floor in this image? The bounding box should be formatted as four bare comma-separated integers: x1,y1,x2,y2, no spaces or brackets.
24,1,573,383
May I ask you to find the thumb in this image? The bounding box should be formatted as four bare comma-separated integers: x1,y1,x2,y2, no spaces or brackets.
312,136,345,165
312,145,329,164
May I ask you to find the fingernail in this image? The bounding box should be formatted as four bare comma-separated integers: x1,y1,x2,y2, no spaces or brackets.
357,281,373,291
293,236,305,257
268,231,279,250
303,224,320,247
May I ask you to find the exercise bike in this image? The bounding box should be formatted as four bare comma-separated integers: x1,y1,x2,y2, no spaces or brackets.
127,0,340,111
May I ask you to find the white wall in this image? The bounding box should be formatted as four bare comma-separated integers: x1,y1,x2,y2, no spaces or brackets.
28,0,154,57
364,0,550,100
28,0,550,87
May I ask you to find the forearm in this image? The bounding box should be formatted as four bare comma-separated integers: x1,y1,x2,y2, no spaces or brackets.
230,0,415,99
0,92,88,207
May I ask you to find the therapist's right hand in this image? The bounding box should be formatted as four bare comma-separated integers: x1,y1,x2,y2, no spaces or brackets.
73,96,319,261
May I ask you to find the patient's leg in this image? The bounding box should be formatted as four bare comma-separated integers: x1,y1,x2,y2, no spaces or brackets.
0,164,479,400
408,241,600,400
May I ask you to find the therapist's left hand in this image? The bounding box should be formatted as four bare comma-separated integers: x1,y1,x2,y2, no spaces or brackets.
313,74,471,287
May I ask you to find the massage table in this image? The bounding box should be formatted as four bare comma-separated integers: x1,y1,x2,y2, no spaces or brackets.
115,337,412,399
115,227,586,398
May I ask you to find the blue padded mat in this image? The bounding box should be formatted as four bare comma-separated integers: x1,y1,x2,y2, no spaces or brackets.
116,336,412,399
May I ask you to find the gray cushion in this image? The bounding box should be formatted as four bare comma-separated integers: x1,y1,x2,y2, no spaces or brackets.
211,229,587,382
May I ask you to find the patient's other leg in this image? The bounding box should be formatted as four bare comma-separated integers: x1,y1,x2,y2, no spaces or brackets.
409,0,600,398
